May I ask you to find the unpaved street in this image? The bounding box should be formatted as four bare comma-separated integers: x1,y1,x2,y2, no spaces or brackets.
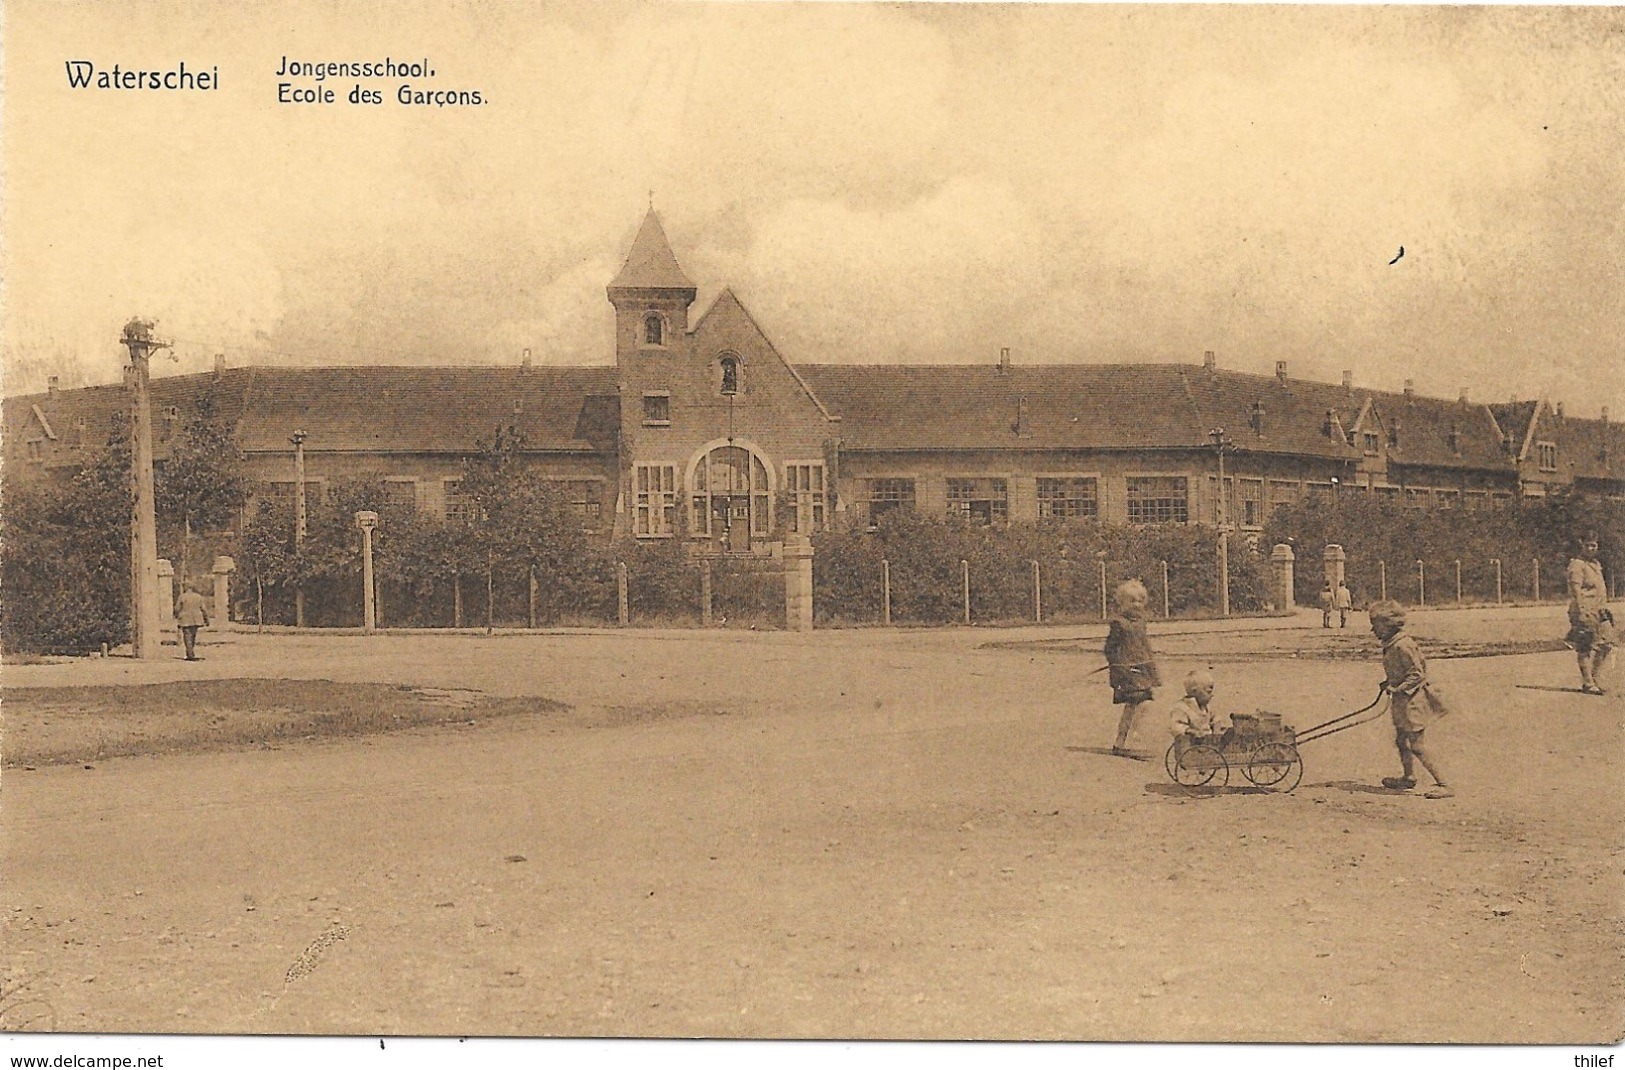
3,608,1621,1041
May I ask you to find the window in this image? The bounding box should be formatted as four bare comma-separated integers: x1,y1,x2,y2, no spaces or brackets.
785,463,826,535
547,479,604,525
1037,477,1098,520
1490,491,1514,510
1405,487,1432,509
1463,490,1487,511
634,464,678,537
382,478,419,512
719,354,741,397
1304,482,1335,506
643,313,664,347
442,479,477,524
1362,432,1380,455
867,478,915,524
1268,479,1299,515
641,393,670,426
691,446,769,540
24,438,43,462
1375,485,1400,501
1436,489,1460,509
1238,478,1264,528
1126,476,1189,524
1537,441,1558,472
947,477,1009,524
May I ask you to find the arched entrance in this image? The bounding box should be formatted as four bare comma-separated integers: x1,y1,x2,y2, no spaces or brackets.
687,441,773,553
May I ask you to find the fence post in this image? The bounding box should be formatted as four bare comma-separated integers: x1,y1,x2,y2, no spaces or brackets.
1099,558,1108,620
486,552,494,635
1417,559,1425,607
881,559,892,626
1378,560,1386,602
528,566,537,629
701,559,713,626
1454,560,1462,605
453,570,463,628
1533,558,1541,602
1161,559,1170,618
961,559,971,625
1032,560,1042,623
1493,558,1502,605
616,562,629,626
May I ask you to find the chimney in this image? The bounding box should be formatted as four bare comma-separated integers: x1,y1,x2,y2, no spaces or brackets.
1275,360,1288,383
1448,421,1461,455
1389,419,1402,449
1603,406,1611,424
47,375,59,397
521,347,532,370
213,353,226,378
998,347,1011,375
1250,399,1266,436
1403,379,1415,401
1555,401,1565,424
1203,350,1216,371
1458,387,1469,405
1342,370,1353,392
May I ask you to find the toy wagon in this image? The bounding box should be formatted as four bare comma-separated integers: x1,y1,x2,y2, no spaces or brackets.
1163,690,1389,794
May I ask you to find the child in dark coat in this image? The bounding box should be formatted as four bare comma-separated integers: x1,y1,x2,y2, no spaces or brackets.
1107,579,1162,756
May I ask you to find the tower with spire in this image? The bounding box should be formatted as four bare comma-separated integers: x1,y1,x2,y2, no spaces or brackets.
607,208,697,362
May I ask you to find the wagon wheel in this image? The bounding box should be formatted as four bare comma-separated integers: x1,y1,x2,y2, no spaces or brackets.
1163,741,1180,781
1243,742,1303,793
1172,743,1228,789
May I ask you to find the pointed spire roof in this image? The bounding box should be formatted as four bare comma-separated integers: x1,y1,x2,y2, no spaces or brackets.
608,209,695,291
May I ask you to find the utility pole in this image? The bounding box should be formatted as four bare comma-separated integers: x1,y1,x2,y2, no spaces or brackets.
291,429,308,627
122,319,169,659
1209,428,1235,617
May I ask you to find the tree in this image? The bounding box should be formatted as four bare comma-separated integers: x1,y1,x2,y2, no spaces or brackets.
156,393,246,589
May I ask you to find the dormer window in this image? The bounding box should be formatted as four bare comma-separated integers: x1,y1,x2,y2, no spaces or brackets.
1249,401,1266,436
643,313,664,347
1388,421,1401,449
1537,441,1557,472
719,354,741,397
1363,432,1380,455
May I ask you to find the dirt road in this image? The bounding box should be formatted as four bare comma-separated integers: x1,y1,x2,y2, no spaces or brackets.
4,607,1621,1040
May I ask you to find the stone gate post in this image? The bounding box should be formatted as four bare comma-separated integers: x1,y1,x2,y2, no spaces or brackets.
784,534,814,632
1271,543,1296,613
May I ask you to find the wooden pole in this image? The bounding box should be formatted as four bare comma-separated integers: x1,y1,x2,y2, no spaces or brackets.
616,562,629,626
1379,560,1387,602
453,571,462,628
486,552,494,635
1161,559,1170,618
961,559,971,625
1417,559,1426,607
1099,559,1108,619
528,565,537,629
881,559,891,626
122,321,162,658
1494,558,1502,604
1032,560,1042,623
701,559,713,626
1533,558,1541,602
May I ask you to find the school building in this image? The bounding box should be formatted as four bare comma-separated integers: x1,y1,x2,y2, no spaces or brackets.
6,209,1623,549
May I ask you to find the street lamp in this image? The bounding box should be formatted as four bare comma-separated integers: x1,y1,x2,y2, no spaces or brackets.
356,511,379,633
290,429,308,627
1209,427,1235,617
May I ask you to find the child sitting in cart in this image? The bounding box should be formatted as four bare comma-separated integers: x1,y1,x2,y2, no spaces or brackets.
1168,668,1228,742
1368,600,1455,799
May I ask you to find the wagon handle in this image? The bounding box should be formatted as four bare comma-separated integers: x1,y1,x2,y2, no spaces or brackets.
1294,689,1389,746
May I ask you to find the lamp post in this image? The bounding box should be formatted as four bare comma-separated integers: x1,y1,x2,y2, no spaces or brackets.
291,429,308,627
356,511,379,633
122,319,168,659
1209,428,1235,617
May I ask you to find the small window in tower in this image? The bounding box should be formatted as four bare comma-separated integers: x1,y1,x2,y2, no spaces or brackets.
719,355,740,396
643,313,663,347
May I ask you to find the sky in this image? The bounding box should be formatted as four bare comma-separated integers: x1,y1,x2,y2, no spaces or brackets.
3,1,1622,417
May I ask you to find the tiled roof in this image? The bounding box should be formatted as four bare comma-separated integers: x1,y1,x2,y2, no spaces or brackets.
607,210,695,292
1554,414,1625,481
1361,391,1512,471
234,367,618,453
5,366,620,461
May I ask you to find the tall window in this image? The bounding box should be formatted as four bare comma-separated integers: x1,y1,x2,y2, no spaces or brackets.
442,479,476,524
867,478,915,524
1126,476,1189,524
1238,478,1264,528
690,446,768,538
1363,432,1380,454
1537,441,1558,472
634,464,677,537
947,477,1008,524
643,313,664,347
1037,477,1098,520
785,463,826,534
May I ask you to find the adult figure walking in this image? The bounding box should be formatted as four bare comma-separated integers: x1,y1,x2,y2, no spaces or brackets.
1334,580,1353,628
175,585,210,661
1565,533,1616,694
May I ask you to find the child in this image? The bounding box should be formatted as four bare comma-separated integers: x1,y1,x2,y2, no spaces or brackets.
1368,600,1454,799
1106,579,1162,757
1319,581,1335,628
1169,667,1227,740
